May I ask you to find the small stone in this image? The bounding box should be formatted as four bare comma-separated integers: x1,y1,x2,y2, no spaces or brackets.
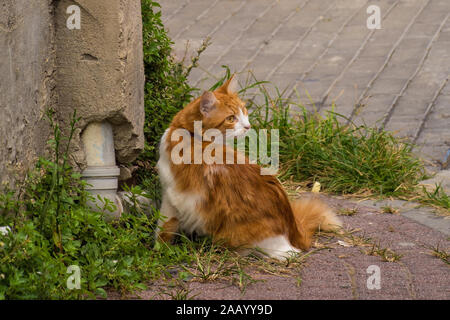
119,166,133,181
419,170,450,194
397,242,415,248
117,191,155,216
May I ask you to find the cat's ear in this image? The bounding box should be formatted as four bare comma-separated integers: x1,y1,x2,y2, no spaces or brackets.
218,74,239,95
200,91,218,117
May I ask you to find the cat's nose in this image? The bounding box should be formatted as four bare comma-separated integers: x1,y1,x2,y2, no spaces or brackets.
244,125,251,130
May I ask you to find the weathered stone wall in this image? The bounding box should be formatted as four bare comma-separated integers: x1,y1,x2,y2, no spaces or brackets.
55,0,145,169
0,0,56,187
0,0,145,186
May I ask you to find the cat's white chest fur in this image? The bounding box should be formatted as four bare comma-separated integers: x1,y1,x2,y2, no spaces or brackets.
157,129,300,260
157,129,206,235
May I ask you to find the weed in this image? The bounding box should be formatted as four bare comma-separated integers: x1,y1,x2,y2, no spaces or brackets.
178,238,260,294
419,184,450,215
0,110,195,299
136,1,208,204
381,206,400,215
296,276,302,287
338,207,358,216
338,229,374,248
363,242,403,262
159,279,197,300
429,244,449,265
219,73,427,197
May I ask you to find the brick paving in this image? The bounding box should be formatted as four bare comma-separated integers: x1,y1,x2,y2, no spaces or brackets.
111,195,449,300
158,0,450,172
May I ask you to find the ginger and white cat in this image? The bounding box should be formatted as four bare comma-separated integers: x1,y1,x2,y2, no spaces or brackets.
156,76,341,259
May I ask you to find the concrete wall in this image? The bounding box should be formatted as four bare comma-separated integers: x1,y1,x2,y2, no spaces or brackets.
0,0,56,187
0,0,145,186
55,0,145,168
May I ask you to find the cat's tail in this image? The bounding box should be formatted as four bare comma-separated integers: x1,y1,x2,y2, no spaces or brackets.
290,198,342,250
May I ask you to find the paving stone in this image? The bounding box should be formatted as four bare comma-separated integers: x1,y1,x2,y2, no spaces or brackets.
277,57,316,75
158,1,180,19
182,1,246,39
268,72,302,94
159,0,450,170
387,96,430,117
352,110,387,128
406,22,443,39
415,6,450,24
369,77,409,94
163,3,211,36
327,76,373,109
258,39,302,57
414,144,449,169
124,194,450,300
416,127,450,142
275,26,310,41
354,93,396,125
419,170,450,194
385,116,424,137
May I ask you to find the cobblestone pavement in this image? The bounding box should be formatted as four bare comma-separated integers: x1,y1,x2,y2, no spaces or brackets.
157,0,450,172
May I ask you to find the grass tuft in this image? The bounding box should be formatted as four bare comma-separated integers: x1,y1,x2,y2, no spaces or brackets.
363,243,403,262
338,207,358,216
221,73,427,197
429,244,449,265
381,206,400,215
419,184,450,215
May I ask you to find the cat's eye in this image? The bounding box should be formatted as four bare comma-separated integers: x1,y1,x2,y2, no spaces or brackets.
226,115,236,122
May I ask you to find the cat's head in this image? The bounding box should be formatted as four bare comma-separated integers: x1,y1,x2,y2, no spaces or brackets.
199,75,251,138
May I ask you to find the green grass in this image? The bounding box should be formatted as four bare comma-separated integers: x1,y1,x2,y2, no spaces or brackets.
0,107,310,299
0,0,205,299
337,207,358,216
363,242,403,262
239,73,450,211
220,72,427,197
177,238,260,293
0,109,264,299
419,184,450,214
137,1,209,204
429,244,449,265
157,280,197,300
381,206,400,215
0,111,195,299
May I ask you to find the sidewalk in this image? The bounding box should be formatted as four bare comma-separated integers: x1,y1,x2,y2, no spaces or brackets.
128,194,449,300
159,0,450,173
